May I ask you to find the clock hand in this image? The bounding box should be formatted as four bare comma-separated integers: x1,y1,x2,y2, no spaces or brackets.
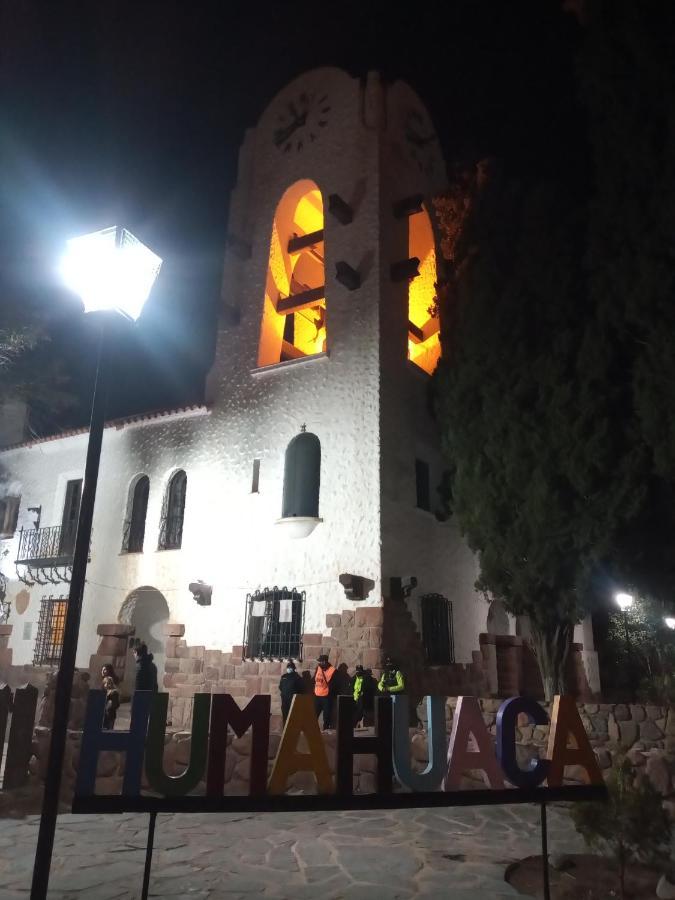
274,111,308,147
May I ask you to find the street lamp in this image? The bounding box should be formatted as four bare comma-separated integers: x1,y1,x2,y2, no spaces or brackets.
614,591,634,656
31,227,161,900
665,617,675,631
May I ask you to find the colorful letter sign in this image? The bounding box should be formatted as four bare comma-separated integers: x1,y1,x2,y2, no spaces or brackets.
75,690,604,801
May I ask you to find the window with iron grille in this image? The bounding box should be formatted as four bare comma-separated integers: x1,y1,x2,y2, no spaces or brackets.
420,593,454,665
158,470,186,550
122,475,149,553
243,587,305,660
0,496,20,538
33,595,68,666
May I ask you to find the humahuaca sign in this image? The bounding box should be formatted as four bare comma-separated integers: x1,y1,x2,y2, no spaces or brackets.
73,691,606,813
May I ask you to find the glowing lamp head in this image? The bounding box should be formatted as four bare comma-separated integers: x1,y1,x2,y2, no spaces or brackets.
60,226,162,321
665,617,675,630
615,592,634,611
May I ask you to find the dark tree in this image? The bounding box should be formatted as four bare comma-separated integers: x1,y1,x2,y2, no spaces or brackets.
434,167,646,697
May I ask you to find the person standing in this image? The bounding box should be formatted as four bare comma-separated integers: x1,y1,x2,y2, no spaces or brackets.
102,676,120,729
313,654,336,730
278,660,304,724
378,657,405,695
351,665,366,727
134,643,158,692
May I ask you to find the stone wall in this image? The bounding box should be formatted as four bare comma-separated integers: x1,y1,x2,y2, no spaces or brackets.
163,603,491,730
27,697,675,805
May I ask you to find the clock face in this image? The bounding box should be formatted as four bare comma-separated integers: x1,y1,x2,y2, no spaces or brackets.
402,108,438,175
273,91,331,153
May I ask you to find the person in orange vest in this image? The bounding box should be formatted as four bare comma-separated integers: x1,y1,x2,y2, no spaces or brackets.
313,654,336,730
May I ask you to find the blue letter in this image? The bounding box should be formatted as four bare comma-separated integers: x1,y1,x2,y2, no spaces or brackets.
496,696,549,788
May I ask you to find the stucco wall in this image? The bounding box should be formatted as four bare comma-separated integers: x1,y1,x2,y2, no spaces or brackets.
0,67,594,680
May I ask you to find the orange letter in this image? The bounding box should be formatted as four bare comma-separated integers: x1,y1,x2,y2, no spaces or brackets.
546,695,602,786
268,694,333,794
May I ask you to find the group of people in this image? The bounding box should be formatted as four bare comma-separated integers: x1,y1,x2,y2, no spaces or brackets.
100,641,401,734
279,654,406,730
99,642,159,730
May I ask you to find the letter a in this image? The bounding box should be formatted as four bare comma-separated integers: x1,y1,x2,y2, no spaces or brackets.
268,694,333,794
546,695,602,786
443,696,505,790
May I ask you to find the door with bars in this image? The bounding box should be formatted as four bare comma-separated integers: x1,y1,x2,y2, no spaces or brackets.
420,593,454,665
33,595,68,665
243,587,305,660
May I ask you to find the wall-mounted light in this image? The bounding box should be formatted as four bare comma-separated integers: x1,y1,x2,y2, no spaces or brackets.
189,581,212,606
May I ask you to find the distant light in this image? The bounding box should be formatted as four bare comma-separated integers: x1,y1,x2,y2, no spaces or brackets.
60,226,162,321
615,592,634,611
665,617,675,630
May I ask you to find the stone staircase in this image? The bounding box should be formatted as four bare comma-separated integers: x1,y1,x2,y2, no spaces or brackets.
163,597,488,730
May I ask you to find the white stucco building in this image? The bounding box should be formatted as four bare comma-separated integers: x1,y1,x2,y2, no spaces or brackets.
0,68,599,705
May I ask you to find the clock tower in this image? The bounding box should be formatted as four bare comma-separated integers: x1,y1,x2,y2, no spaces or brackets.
203,67,491,699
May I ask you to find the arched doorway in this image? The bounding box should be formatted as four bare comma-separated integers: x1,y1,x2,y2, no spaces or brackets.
119,586,170,683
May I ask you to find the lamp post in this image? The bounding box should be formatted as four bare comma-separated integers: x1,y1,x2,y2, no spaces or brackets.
614,592,634,656
31,227,161,900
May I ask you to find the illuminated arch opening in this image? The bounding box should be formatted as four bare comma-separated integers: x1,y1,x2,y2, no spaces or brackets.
258,180,326,367
408,206,441,374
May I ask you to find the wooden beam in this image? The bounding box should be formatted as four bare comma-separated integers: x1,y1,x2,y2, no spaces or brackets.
328,194,353,225
335,261,360,291
391,258,420,282
393,194,424,219
408,321,424,343
408,318,440,344
277,286,325,315
288,230,324,254
280,340,307,361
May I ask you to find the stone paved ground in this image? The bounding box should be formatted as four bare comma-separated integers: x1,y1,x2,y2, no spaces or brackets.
0,803,589,899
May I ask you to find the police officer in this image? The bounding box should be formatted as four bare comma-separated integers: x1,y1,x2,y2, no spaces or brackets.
378,656,405,695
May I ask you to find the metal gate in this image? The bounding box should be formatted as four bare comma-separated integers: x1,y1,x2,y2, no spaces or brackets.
242,587,305,660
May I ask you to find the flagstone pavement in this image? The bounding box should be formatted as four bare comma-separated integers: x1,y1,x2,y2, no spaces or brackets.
0,803,591,899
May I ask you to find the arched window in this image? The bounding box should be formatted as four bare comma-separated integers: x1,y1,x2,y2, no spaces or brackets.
259,180,326,367
408,206,441,374
281,430,321,520
159,470,187,550
421,593,454,665
122,475,149,553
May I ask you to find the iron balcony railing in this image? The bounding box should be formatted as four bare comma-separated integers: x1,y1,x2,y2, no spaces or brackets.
15,524,77,567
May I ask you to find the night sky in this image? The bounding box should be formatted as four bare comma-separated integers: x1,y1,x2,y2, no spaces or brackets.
0,0,583,432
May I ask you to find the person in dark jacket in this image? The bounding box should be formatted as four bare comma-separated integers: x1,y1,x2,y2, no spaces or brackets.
134,643,158,692
278,660,304,724
102,676,120,729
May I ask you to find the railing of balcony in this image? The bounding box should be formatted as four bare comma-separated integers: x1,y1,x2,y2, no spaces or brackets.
15,524,77,566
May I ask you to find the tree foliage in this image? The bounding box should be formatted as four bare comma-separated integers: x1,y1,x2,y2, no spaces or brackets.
571,758,671,899
0,292,75,438
433,1,675,696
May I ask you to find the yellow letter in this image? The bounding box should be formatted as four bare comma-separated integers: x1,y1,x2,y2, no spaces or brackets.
268,694,333,794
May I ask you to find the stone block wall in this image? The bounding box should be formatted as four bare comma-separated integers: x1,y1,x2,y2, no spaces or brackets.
27,697,675,806
88,623,135,699
163,601,489,729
